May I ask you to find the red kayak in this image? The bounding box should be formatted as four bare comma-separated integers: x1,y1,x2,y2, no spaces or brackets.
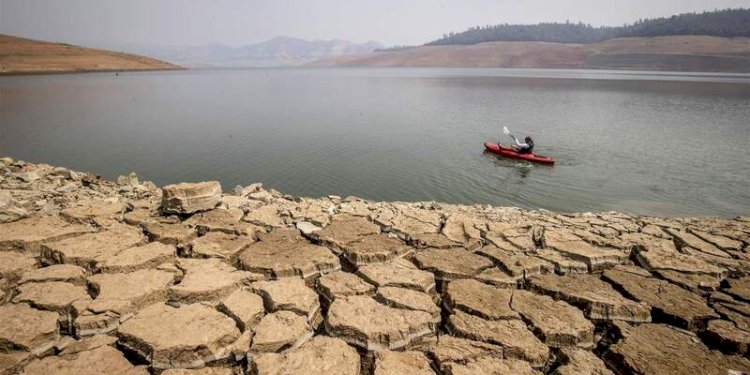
484,142,555,165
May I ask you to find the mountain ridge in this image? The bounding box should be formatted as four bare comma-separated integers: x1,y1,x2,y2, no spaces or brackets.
109,36,384,67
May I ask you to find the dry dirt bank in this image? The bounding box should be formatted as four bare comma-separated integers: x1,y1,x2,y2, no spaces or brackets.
311,35,750,73
1,156,749,374
0,34,181,75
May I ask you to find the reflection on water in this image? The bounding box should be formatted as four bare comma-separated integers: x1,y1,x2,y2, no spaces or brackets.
0,67,748,217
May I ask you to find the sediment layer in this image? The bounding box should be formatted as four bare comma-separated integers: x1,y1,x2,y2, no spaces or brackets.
1,156,749,374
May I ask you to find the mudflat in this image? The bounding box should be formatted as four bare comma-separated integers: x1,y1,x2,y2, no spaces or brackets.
1,156,749,374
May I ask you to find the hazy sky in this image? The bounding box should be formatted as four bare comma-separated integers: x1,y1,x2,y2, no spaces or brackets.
1,0,748,47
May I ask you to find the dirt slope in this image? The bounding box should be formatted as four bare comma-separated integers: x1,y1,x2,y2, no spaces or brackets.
311,36,750,72
0,34,182,75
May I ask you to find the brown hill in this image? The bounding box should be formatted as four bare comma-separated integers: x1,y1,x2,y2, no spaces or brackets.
0,34,182,75
310,36,750,72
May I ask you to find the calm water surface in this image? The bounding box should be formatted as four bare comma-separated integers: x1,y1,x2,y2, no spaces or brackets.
1,68,749,217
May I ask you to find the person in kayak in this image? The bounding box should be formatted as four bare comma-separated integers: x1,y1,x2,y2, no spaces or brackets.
510,136,534,154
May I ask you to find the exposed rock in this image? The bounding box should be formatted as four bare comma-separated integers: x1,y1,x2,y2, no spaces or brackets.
447,310,548,367
22,344,148,375
325,295,437,350
308,215,380,253
161,368,235,375
0,351,32,375
424,335,505,372
552,348,613,375
141,222,197,246
714,301,750,335
489,224,543,251
13,281,91,314
444,279,519,320
184,208,259,236
473,267,520,287
243,204,285,227
442,214,483,244
317,271,375,303
544,230,628,271
98,242,175,273
441,357,539,375
217,289,265,331
17,171,40,183
0,215,95,253
116,172,140,187
0,303,59,353
373,350,436,375
40,223,145,270
666,228,731,258
476,246,553,279
296,221,322,235
289,201,332,227
340,234,413,266
186,232,255,262
374,207,441,239
533,249,589,275
0,190,28,223
170,258,262,303
410,233,463,249
689,228,743,251
337,199,373,218
4,159,750,374
412,249,494,282
117,303,241,369
238,229,340,279
604,323,750,374
86,269,174,316
251,278,321,325
633,240,727,278
703,319,750,355
58,333,117,355
60,199,125,224
247,190,274,203
161,181,222,214
725,277,750,302
528,274,651,322
0,251,37,280
654,269,721,293
602,267,719,330
511,290,595,348
251,311,313,353
18,264,87,285
376,287,440,318
357,258,436,295
251,336,360,375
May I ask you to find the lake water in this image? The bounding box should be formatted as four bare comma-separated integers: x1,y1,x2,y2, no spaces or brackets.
1,68,749,217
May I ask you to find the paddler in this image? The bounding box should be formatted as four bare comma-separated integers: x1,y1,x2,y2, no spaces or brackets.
511,136,534,154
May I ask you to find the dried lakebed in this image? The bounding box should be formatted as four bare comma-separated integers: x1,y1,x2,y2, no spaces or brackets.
0,156,749,375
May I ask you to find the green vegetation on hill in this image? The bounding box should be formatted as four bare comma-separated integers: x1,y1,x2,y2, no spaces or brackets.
427,8,750,45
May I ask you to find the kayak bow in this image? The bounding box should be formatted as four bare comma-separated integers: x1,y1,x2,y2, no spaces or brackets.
484,142,555,165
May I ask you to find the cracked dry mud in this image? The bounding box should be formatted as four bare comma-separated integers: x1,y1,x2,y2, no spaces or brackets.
1,157,750,374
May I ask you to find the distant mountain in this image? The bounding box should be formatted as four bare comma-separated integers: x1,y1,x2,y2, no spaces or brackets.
109,37,383,67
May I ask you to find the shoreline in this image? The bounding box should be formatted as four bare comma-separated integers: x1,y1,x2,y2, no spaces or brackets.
1,156,749,374
0,66,184,77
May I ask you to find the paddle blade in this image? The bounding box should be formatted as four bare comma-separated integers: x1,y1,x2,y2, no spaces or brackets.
503,126,510,135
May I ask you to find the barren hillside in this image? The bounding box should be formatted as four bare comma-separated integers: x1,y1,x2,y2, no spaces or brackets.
310,36,750,72
0,34,182,75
